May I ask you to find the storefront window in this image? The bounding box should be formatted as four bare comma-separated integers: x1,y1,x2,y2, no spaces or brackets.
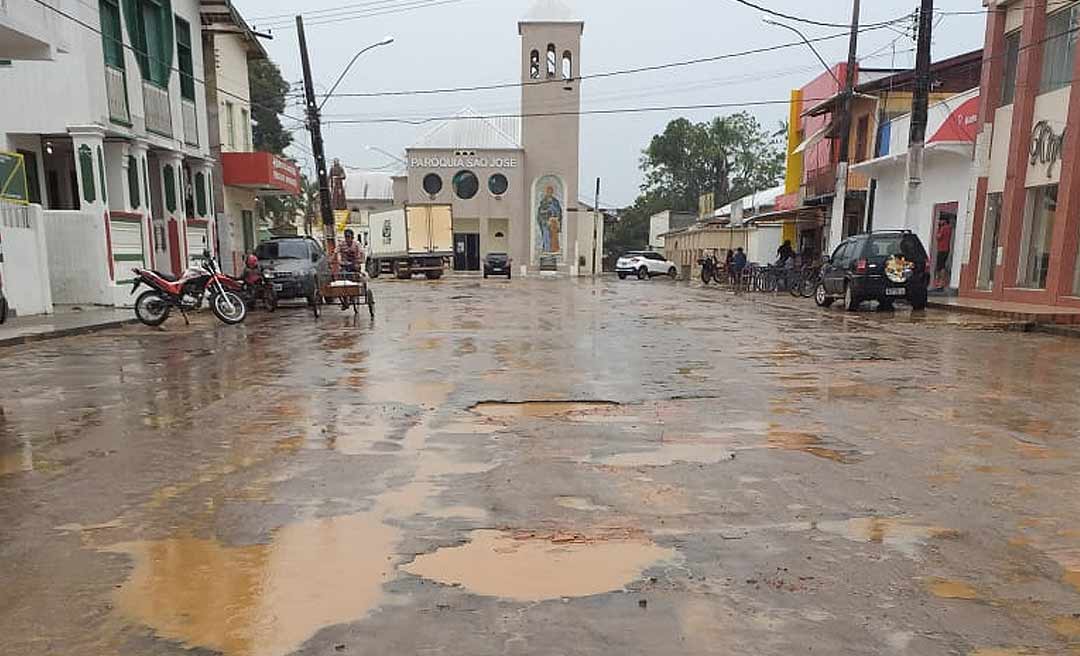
1040,4,1080,94
1018,184,1058,289
453,170,479,199
977,193,1002,290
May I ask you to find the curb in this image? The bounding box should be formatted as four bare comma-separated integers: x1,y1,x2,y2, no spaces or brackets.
0,317,138,349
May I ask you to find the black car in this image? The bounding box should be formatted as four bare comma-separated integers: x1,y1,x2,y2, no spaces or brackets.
484,252,512,279
255,237,331,305
815,230,930,311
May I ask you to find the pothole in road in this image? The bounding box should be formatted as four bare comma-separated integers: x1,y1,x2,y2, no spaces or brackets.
925,578,979,600
767,426,859,464
816,518,960,558
104,513,400,656
469,400,622,420
401,529,676,602
555,496,611,512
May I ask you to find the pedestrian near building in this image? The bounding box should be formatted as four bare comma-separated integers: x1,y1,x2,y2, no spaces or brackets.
935,217,953,290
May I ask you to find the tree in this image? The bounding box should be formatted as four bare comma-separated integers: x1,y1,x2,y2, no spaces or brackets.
640,112,785,213
249,58,293,155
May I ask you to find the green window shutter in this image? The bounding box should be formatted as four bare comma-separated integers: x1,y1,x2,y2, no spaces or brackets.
175,17,194,100
142,158,150,205
79,145,96,204
163,164,176,212
127,0,174,87
128,156,140,208
195,171,207,216
99,0,124,68
97,147,108,203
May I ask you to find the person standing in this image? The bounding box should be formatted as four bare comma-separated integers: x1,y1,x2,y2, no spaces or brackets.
935,217,953,290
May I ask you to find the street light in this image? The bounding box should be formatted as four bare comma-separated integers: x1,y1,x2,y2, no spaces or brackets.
319,36,395,111
764,20,841,87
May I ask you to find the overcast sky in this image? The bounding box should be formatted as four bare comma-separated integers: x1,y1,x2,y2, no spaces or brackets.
231,0,988,208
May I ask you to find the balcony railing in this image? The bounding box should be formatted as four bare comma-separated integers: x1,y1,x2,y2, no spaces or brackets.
105,64,129,124
181,98,198,147
142,81,172,137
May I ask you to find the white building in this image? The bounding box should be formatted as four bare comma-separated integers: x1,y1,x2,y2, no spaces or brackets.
853,87,980,290
394,0,602,276
0,0,216,307
202,1,300,275
345,170,396,249
0,0,63,61
648,211,697,254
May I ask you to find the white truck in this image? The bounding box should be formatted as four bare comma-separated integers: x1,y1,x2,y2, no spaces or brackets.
367,204,454,280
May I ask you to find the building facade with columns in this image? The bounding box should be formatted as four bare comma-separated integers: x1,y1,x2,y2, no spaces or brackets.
0,0,215,306
395,0,601,275
961,0,1080,307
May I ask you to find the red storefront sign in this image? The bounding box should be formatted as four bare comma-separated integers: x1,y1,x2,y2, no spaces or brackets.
221,152,301,195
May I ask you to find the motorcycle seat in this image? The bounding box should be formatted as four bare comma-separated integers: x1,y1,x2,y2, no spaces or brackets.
152,270,179,282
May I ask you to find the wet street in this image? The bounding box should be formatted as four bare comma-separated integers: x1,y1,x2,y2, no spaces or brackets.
3,276,1080,655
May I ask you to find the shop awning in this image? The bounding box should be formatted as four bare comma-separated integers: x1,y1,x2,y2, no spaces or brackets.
851,141,975,175
792,123,831,155
221,152,301,196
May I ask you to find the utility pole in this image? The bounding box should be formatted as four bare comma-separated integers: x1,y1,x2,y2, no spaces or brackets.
903,0,934,231
829,0,861,249
592,178,600,277
296,16,336,255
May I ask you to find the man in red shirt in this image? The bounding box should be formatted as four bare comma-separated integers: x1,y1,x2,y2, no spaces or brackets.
935,217,954,290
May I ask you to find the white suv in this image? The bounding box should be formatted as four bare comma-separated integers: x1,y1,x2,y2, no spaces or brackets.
616,251,678,280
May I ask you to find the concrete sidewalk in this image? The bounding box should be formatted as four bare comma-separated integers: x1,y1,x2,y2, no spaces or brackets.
0,306,135,348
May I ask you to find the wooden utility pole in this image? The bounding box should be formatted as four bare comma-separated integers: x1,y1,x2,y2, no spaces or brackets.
903,0,934,230
829,0,861,248
296,16,336,254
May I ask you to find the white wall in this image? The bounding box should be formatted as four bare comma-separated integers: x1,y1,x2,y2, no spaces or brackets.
42,209,112,305
0,204,53,316
649,213,669,249
868,152,974,289
213,33,253,153
747,225,783,265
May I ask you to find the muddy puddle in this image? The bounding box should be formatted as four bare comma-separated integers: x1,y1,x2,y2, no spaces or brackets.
601,443,737,467
555,496,611,512
470,400,622,421
402,529,676,602
106,513,401,656
926,578,979,600
0,446,33,476
816,518,959,557
767,426,855,464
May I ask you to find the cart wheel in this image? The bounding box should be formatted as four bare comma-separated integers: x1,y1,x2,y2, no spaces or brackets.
310,293,321,319
351,294,360,315
366,288,375,320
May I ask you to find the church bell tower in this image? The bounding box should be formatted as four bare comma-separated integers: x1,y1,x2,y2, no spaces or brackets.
519,0,583,269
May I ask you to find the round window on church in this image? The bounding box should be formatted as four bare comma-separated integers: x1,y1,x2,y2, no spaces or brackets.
453,170,479,200
488,173,509,196
422,173,443,196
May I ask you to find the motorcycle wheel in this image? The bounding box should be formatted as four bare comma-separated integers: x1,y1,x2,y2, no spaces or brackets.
0,296,7,324
700,268,711,284
265,286,278,312
211,291,247,325
135,291,170,326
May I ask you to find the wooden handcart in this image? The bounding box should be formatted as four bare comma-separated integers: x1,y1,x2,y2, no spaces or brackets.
318,272,374,319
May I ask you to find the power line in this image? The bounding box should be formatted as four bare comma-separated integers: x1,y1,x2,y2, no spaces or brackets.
323,23,901,100
27,0,306,126
727,0,913,30
251,0,418,22
256,0,472,30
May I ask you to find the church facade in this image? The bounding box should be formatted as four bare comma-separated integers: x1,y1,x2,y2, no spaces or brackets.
396,0,601,275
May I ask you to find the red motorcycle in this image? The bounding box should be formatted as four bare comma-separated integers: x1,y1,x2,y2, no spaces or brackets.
131,252,247,326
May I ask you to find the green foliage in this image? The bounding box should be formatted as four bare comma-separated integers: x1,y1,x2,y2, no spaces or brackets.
611,112,786,255
641,112,785,213
249,58,293,155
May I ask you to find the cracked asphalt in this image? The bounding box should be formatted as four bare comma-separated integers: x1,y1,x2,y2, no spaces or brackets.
2,276,1080,655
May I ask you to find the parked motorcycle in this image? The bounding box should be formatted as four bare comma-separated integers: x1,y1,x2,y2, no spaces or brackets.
131,252,247,326
698,255,718,284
